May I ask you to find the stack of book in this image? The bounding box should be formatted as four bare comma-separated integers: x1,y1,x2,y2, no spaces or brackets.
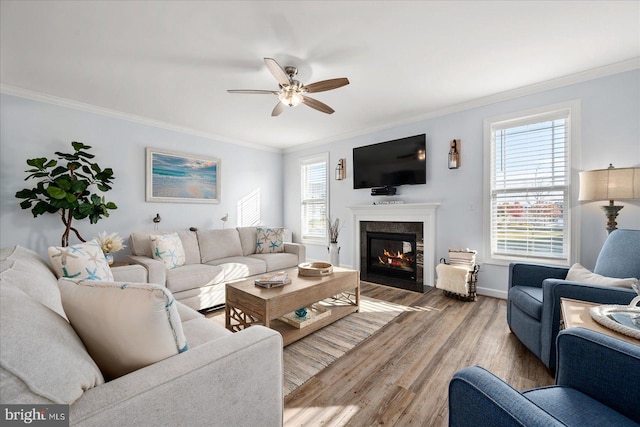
254,271,292,288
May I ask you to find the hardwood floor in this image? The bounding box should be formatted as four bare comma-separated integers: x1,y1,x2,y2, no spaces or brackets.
283,282,554,426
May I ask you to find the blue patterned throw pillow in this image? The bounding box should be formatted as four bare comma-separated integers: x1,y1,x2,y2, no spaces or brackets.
256,227,284,254
48,239,114,281
150,233,186,269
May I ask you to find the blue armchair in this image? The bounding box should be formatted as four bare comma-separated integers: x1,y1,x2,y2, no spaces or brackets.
449,328,640,426
507,229,639,373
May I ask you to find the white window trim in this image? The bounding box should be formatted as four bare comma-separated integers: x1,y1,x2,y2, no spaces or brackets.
300,152,329,246
482,101,581,267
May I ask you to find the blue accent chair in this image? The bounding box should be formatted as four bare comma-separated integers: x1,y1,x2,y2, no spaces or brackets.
507,229,639,373
449,328,640,426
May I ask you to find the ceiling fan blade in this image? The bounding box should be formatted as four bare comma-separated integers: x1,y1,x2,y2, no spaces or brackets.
302,96,335,114
227,89,278,94
303,78,350,93
264,58,291,87
271,102,285,117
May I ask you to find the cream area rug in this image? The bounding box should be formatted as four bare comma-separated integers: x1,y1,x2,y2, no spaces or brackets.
206,295,410,396
282,296,408,396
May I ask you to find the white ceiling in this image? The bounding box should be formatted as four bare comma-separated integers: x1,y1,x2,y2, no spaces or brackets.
1,1,639,150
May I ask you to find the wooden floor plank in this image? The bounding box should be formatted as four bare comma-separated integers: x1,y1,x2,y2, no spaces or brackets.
284,283,554,426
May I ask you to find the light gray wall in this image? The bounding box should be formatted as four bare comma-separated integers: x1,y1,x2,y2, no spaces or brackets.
0,94,284,261
283,70,640,298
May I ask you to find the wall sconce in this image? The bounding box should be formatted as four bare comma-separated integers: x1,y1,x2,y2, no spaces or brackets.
153,213,161,231
335,158,346,180
578,164,640,233
448,139,460,169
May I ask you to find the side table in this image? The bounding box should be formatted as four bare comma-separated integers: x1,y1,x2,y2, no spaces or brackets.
560,298,639,345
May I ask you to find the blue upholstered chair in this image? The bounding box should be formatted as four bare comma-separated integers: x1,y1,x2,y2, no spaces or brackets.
449,328,640,427
507,229,639,373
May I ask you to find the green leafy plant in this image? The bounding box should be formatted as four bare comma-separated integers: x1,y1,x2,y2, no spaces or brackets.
15,141,117,246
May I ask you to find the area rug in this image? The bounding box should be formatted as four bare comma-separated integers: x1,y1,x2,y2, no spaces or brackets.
206,295,409,396
282,296,408,396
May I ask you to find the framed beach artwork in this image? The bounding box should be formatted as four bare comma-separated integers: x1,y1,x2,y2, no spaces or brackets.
146,148,220,203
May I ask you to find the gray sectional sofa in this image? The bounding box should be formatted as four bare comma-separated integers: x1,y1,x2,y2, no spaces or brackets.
128,226,306,311
0,245,283,426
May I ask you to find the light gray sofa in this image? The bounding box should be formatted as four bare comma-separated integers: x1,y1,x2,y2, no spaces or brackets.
128,227,306,311
0,245,283,426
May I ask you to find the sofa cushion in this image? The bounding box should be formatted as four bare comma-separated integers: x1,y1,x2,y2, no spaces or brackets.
181,317,233,348
129,230,200,265
205,256,267,280
237,226,258,256
165,264,225,294
566,263,638,289
256,227,284,254
237,227,293,256
58,279,189,380
151,232,186,269
249,252,300,272
1,246,67,320
176,300,203,322
0,285,104,404
523,387,638,427
48,239,114,281
508,285,543,320
197,229,243,263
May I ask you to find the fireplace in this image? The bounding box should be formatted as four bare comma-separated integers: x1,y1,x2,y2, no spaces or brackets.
367,232,417,280
359,220,424,292
347,203,439,293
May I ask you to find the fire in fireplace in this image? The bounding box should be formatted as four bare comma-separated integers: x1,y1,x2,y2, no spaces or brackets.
367,232,417,280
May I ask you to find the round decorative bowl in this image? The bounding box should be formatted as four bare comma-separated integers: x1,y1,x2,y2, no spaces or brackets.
589,296,640,340
298,262,333,277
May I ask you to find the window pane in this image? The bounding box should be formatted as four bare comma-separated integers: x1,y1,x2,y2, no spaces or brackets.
301,155,327,241
490,114,570,261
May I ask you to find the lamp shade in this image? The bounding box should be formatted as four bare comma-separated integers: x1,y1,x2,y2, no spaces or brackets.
578,167,640,201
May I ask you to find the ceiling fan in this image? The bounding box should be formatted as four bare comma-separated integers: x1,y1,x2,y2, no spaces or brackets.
227,58,349,116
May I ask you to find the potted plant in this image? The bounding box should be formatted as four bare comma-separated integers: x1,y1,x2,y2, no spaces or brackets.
15,141,117,246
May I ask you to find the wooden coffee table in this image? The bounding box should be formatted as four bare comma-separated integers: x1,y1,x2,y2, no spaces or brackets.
225,267,360,346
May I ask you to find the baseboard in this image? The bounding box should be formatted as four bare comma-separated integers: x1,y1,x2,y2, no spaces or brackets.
476,286,507,300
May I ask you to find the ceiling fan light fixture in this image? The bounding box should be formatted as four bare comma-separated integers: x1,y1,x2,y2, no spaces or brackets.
278,89,303,107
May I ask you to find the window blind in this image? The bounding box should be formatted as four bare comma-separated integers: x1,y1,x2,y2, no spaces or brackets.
301,156,327,242
490,112,570,261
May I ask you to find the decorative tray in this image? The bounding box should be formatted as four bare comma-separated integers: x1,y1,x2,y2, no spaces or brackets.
590,298,640,340
298,262,333,277
280,305,332,329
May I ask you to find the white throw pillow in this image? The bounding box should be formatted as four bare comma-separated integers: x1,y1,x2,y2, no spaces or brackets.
150,233,186,269
0,285,104,404
58,278,189,380
565,263,638,289
48,239,114,281
256,227,284,254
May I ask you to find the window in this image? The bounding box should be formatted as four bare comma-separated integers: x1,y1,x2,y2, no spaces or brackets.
484,102,580,265
301,153,328,244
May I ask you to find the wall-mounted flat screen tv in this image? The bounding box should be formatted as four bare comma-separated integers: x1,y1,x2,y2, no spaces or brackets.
353,134,426,189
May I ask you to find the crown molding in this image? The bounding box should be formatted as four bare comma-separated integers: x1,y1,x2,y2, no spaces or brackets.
284,57,640,153
0,84,282,153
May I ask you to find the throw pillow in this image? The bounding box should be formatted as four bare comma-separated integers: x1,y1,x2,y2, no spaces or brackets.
48,239,114,281
0,285,105,404
150,233,186,269
256,227,284,254
58,278,189,380
566,263,638,289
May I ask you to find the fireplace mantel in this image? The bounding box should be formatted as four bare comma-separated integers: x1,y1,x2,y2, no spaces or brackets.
347,203,439,289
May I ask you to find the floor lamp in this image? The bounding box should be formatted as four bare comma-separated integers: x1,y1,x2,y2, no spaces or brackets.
578,164,640,233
